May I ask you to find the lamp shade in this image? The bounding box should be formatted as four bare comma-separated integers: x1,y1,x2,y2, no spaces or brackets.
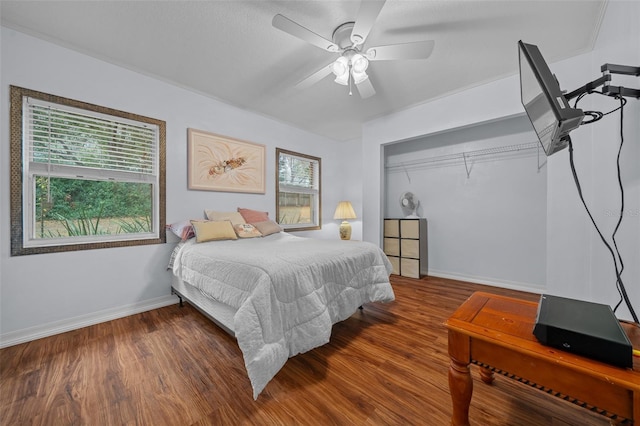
334,72,349,86
333,201,356,220
351,53,369,73
352,70,369,84
332,56,349,77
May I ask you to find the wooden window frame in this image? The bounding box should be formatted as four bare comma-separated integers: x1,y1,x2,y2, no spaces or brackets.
9,86,166,256
276,148,321,232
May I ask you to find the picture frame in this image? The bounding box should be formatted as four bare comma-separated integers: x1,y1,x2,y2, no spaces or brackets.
187,128,266,193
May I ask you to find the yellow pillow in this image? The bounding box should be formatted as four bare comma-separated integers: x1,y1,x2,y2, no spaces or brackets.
190,220,238,243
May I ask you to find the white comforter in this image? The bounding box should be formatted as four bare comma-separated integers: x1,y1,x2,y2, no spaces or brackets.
172,232,394,398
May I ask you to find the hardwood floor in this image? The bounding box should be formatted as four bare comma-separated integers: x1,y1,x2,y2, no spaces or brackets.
1,276,611,425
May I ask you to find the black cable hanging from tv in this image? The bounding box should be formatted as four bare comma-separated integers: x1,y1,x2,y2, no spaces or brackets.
573,90,627,125
611,95,628,315
569,93,638,323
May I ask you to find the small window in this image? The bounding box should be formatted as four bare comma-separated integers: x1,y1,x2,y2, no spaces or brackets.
276,148,321,231
10,86,166,255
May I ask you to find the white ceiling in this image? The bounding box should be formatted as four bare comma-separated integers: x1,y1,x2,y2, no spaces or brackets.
1,0,607,141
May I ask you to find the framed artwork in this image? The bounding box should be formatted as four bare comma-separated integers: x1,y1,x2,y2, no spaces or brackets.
187,128,266,193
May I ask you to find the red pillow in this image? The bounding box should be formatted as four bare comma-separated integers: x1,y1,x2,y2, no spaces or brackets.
237,207,269,224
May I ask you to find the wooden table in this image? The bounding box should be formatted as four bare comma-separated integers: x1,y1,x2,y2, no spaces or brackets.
444,291,640,426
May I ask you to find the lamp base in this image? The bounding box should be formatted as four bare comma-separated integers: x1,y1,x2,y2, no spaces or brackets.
339,221,352,240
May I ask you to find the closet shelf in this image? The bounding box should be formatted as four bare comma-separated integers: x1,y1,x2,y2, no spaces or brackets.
385,141,541,171
384,142,547,182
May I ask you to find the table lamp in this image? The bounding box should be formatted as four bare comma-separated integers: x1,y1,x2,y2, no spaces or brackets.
333,201,356,240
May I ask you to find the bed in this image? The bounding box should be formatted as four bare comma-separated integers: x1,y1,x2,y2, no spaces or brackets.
169,231,395,399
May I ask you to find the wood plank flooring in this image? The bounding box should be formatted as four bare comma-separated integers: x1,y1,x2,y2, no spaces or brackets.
1,275,611,425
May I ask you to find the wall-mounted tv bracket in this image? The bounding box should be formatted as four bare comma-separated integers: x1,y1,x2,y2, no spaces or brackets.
565,63,640,101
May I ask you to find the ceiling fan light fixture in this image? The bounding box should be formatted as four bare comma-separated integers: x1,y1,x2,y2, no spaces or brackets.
351,53,369,73
334,72,349,86
352,70,369,84
332,56,349,77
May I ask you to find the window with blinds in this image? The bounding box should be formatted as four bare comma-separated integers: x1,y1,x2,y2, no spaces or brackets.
10,86,166,255
276,148,321,231
27,99,156,176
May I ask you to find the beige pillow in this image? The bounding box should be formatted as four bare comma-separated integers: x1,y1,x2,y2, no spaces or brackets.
233,223,263,239
190,220,238,242
252,220,283,236
204,210,247,226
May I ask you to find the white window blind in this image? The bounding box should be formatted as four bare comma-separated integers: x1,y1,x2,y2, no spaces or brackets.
278,152,318,194
25,98,157,181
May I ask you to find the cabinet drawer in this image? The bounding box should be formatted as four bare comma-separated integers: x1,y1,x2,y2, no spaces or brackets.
387,256,400,275
401,239,420,258
401,258,420,278
400,220,420,239
384,219,400,238
383,238,400,256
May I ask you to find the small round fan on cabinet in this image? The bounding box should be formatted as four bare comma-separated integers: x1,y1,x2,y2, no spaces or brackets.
399,191,420,218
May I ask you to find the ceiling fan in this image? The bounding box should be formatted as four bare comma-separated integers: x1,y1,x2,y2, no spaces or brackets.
272,0,435,99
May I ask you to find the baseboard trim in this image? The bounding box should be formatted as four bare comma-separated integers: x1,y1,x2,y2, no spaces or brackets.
0,295,179,349
428,270,545,294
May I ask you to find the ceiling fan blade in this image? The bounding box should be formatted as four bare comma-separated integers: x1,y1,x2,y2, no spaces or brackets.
366,40,435,61
273,14,340,52
350,0,386,46
356,77,376,99
295,63,334,90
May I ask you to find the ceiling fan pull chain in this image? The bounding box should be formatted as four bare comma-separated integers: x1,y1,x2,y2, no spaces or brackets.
348,64,353,96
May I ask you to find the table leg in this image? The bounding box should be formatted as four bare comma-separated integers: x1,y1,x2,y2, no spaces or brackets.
479,366,494,384
448,331,472,426
449,358,472,426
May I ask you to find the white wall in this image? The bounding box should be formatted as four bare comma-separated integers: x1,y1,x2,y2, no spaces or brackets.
384,115,546,291
546,0,640,320
0,27,360,346
363,1,640,319
362,66,523,244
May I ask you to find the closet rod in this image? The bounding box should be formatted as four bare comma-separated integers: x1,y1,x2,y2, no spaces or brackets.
385,141,540,171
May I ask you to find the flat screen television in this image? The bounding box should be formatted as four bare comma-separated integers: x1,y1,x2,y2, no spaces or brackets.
518,40,584,155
